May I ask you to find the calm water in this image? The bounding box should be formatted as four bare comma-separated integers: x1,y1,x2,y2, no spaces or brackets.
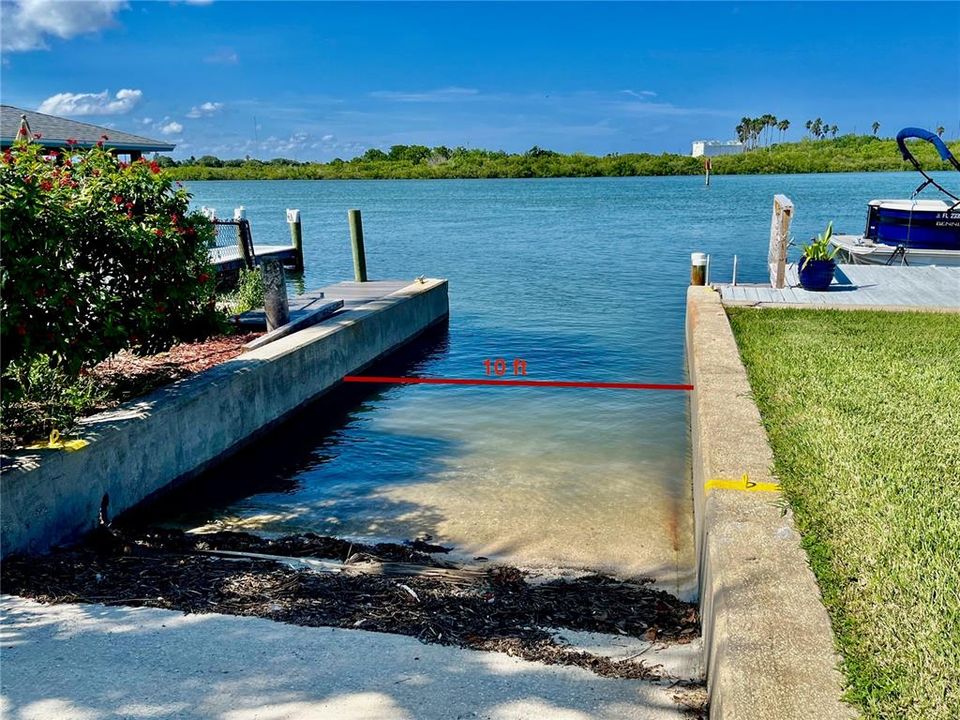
158,172,936,598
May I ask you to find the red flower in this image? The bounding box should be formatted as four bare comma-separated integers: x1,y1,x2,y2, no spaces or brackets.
2,151,11,164
125,201,134,210
23,175,32,185
39,179,53,191
170,213,179,224
126,210,134,220
112,195,123,204
118,161,128,170
18,127,27,137
66,137,78,145
198,272,210,284
96,140,104,148
149,161,161,174
154,228,164,237
33,132,42,139
100,134,109,141
16,324,27,336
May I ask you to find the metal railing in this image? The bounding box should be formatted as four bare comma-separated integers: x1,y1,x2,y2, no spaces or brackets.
209,218,256,270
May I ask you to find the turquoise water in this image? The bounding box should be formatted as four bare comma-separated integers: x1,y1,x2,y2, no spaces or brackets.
165,172,938,596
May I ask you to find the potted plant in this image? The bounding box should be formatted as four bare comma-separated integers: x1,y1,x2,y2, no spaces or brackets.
798,221,840,291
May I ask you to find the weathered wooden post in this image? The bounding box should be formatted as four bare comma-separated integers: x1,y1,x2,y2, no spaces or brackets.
287,209,304,272
348,208,368,283
691,252,707,286
260,258,289,331
234,206,254,270
768,194,794,289
704,157,712,186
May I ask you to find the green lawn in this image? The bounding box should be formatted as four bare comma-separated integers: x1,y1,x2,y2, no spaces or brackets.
727,309,960,720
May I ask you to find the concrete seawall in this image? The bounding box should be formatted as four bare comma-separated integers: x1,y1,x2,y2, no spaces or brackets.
1,279,448,558
685,287,855,719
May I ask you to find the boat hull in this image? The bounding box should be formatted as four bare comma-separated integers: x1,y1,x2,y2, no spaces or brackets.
865,200,960,251
831,234,960,267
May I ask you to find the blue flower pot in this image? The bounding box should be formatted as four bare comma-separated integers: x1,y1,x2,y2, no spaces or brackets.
798,258,836,291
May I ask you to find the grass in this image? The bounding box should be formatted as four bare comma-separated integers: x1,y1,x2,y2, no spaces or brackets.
726,308,960,720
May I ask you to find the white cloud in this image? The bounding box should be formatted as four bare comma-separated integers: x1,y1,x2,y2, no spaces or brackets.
37,88,143,116
322,134,335,142
621,89,657,98
186,101,223,118
369,87,479,103
204,48,238,65
160,121,183,135
1,0,125,52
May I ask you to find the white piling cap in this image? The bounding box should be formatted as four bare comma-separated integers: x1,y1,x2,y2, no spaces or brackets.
234,206,246,220
200,206,216,220
691,252,708,266
286,209,301,223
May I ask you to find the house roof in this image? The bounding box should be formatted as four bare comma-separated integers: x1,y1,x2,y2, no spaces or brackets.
0,105,175,152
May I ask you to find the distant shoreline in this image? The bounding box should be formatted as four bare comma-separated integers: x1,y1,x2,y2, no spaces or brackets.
166,136,959,182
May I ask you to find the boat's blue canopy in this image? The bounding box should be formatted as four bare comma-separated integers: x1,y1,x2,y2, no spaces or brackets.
896,127,956,163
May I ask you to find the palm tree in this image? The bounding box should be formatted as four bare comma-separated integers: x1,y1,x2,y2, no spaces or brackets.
805,119,813,138
872,121,880,136
812,118,824,139
937,125,946,138
777,119,790,143
830,125,839,138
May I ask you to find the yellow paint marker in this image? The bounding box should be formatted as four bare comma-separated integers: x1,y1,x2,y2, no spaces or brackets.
705,473,779,493
25,429,89,452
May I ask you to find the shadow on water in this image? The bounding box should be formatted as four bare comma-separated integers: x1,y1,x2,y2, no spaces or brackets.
120,323,456,531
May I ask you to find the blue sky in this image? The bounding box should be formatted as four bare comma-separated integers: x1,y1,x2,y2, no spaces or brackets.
2,1,958,160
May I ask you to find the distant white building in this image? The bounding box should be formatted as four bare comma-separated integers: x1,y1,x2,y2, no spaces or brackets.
691,140,745,158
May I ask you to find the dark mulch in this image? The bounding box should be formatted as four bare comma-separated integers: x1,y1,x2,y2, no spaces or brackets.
2,528,701,684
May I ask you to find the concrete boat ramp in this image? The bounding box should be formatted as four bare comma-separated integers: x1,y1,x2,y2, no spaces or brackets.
0,596,702,720
1,274,704,720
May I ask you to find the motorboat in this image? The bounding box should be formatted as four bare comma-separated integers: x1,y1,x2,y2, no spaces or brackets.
831,128,960,266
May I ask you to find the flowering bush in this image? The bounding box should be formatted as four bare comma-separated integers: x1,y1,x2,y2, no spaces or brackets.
0,139,219,374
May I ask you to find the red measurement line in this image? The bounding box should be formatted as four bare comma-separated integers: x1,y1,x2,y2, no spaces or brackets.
343,376,693,391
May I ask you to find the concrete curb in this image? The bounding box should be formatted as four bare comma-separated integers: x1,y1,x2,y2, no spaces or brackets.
1,279,448,558
686,287,856,720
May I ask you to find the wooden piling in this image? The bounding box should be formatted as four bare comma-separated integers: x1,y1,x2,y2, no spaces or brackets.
768,195,794,289
234,207,254,270
348,208,368,283
260,259,290,331
691,252,707,286
287,209,304,272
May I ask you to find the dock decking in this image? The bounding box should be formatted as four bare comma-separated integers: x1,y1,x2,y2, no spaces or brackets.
210,244,299,273
718,264,960,311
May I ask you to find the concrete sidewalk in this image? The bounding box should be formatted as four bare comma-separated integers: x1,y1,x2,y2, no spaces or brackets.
1,595,701,720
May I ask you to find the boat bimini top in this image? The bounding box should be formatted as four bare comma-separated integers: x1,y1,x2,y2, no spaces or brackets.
896,127,960,208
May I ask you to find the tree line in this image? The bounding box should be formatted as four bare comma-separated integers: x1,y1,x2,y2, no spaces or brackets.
161,134,959,181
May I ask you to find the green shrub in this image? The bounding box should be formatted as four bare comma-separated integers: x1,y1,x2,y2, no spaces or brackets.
1,354,106,446
0,139,219,373
221,268,265,315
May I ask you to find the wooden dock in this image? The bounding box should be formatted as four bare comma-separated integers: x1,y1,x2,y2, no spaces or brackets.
717,264,960,311
210,244,299,273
